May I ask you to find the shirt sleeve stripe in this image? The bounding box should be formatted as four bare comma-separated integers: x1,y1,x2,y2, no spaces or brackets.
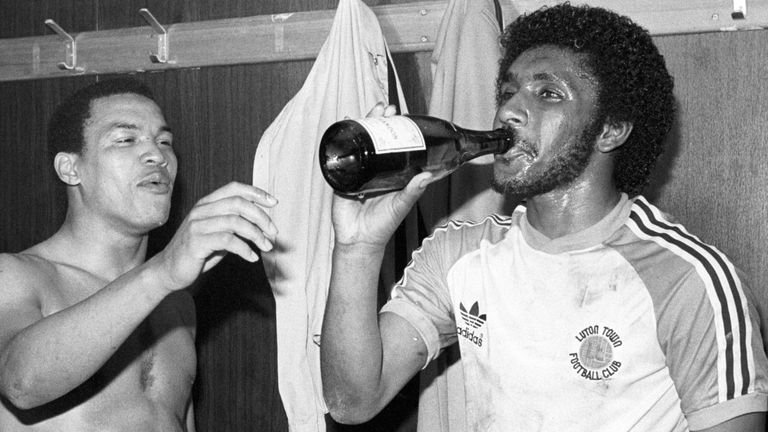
394,215,512,296
627,197,754,401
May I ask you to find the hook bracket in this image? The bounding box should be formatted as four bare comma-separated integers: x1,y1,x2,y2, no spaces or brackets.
44,19,78,70
732,0,746,19
139,8,169,63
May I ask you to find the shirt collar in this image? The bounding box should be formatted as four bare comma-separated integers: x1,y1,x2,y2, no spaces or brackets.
517,193,632,254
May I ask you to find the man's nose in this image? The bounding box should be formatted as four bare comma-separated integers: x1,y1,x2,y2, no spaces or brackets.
496,96,528,129
140,139,168,167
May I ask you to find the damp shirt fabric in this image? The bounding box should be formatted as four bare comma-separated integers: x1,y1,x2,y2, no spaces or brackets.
380,194,768,431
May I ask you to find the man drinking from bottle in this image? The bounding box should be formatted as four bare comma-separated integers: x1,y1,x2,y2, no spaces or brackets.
320,4,768,431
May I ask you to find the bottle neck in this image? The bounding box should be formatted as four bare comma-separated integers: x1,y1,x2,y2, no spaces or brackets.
459,128,515,157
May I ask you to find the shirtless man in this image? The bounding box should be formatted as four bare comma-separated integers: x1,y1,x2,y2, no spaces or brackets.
0,78,277,430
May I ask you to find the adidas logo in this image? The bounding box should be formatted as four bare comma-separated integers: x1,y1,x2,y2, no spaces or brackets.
459,301,486,329
457,301,486,348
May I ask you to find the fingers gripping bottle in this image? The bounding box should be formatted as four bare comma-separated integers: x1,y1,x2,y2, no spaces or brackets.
318,115,515,196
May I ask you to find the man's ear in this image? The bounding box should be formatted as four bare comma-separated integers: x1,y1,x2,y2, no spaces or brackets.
596,120,633,153
54,152,81,185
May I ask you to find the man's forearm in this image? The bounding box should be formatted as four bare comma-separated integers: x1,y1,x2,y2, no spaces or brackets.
321,243,389,422
0,263,170,408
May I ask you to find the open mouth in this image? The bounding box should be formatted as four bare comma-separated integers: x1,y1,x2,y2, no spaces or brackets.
138,172,171,191
514,139,538,158
497,139,537,164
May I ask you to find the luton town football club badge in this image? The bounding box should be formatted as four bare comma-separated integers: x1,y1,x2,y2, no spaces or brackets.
569,324,623,380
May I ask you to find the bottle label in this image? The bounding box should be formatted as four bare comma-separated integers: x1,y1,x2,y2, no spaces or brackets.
354,116,426,154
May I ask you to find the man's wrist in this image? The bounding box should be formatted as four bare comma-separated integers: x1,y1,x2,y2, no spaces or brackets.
138,255,181,299
333,241,387,259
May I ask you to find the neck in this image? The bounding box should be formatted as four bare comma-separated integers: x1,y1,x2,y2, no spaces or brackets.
523,174,622,240
51,207,150,280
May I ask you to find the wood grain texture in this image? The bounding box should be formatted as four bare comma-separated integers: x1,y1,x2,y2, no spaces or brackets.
0,0,96,38
0,2,441,81
4,1,767,82
0,76,93,252
649,29,768,340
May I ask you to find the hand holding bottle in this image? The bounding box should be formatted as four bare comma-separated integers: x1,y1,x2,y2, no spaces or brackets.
330,104,436,249
332,170,432,248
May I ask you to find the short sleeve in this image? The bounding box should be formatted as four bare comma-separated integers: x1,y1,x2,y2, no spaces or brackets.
379,224,462,367
656,266,768,430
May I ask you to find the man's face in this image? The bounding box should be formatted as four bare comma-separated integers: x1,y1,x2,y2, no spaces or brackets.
492,45,602,197
75,93,177,234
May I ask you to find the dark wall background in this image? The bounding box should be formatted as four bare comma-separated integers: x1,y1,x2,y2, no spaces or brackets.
1,1,767,431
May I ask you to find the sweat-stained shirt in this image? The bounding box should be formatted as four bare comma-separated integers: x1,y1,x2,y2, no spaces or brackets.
381,194,768,431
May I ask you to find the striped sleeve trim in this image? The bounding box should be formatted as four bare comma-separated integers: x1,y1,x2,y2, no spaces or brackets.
626,196,756,402
394,214,513,292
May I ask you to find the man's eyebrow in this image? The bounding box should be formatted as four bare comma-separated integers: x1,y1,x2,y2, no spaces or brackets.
537,70,598,85
108,123,172,134
503,71,564,84
110,122,139,130
532,72,563,82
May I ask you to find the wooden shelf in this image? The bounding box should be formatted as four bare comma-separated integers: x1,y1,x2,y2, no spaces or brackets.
1,0,766,82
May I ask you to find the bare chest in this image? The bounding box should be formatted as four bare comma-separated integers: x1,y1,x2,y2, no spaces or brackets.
39,266,197,415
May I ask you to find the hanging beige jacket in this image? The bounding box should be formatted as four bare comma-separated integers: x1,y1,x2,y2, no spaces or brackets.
252,1,406,431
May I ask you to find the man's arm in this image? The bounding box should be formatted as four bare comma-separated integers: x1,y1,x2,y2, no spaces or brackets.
696,412,765,432
0,255,171,409
321,242,428,424
320,103,438,422
0,182,277,409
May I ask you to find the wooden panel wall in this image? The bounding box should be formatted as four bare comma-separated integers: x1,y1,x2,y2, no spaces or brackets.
649,30,768,334
1,2,767,432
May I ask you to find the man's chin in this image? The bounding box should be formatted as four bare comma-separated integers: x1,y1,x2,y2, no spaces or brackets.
492,174,529,196
491,179,508,195
139,209,171,230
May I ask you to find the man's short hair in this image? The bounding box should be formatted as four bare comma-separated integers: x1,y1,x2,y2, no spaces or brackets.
47,77,155,160
497,3,676,196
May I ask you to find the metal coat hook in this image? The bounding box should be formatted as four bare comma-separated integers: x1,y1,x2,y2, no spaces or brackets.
44,19,77,70
732,0,746,19
139,8,168,63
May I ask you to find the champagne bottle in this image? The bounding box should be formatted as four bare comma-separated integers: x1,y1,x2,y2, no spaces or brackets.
318,115,515,196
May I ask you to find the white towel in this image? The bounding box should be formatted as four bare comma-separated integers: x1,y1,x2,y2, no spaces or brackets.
252,0,406,430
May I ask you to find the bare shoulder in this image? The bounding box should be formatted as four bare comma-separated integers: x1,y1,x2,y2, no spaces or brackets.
0,252,54,343
0,251,56,302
